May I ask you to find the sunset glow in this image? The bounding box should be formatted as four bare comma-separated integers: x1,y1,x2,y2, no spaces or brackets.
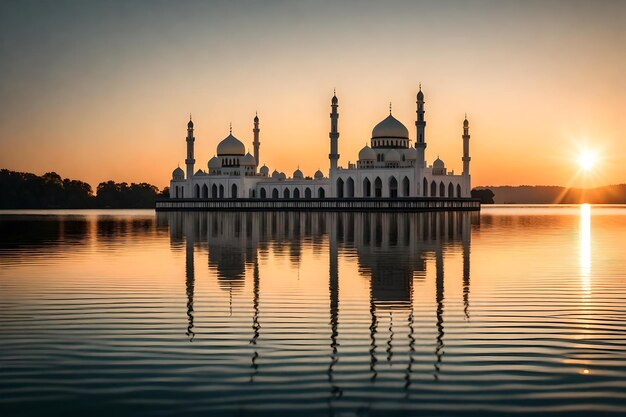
0,1,624,189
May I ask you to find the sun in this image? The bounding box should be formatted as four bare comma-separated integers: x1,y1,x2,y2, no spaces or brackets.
578,152,596,171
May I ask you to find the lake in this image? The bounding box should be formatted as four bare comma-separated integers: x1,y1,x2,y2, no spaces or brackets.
1,206,625,416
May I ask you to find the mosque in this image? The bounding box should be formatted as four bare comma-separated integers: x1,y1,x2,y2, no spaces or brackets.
169,87,472,201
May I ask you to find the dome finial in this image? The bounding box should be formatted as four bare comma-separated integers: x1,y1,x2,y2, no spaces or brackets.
389,102,392,115
419,82,422,91
229,122,232,134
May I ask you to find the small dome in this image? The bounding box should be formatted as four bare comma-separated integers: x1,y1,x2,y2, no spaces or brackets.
194,169,205,176
358,145,376,161
241,152,256,166
172,166,184,180
217,133,245,156
271,170,280,179
433,157,445,169
293,168,303,179
187,119,194,129
372,114,409,139
279,172,287,180
417,89,424,101
260,165,269,175
208,156,221,169
314,169,324,180
463,117,469,127
386,149,401,162
404,147,418,160
254,114,259,122
331,94,338,104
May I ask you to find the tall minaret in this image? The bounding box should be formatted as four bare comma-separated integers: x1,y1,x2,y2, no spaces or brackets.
462,115,471,197
329,91,340,172
185,116,195,181
462,115,471,176
415,84,426,168
253,113,260,168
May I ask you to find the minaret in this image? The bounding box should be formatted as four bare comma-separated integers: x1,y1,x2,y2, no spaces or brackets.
415,85,427,169
253,113,260,168
329,91,340,172
462,115,471,176
185,116,195,181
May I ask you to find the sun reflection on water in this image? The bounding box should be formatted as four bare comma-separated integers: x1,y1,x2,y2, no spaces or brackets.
580,204,591,295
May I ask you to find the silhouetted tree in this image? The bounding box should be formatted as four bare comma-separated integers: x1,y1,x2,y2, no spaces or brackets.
471,188,495,204
1,169,165,208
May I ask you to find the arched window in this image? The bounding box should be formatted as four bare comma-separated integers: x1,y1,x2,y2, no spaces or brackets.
374,177,382,198
431,181,437,197
318,188,325,198
346,177,355,198
260,188,267,199
457,184,462,198
423,178,428,197
293,188,300,199
402,176,410,197
283,188,290,199
448,182,454,198
336,178,344,198
219,184,224,198
202,184,208,198
272,188,279,199
231,183,238,198
194,184,200,198
305,187,312,198
363,177,371,197
175,186,179,198
389,176,398,198
212,184,218,198
439,182,445,197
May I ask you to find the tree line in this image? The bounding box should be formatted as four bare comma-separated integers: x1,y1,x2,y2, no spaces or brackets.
0,169,169,209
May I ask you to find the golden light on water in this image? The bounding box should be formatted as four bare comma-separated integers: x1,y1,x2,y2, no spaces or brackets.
580,204,591,295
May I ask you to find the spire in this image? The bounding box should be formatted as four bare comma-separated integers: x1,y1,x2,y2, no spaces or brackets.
389,102,392,115
229,122,232,134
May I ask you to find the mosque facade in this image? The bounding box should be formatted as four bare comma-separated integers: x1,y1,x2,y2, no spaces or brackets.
169,87,472,201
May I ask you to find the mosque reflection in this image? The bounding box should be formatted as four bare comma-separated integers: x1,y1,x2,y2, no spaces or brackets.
159,210,477,384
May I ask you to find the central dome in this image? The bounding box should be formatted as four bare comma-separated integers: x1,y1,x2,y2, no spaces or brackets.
372,114,409,139
217,133,245,156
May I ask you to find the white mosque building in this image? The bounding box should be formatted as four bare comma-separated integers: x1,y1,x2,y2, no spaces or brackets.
169,87,472,201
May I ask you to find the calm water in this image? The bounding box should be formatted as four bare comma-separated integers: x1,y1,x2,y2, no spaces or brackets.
1,206,625,416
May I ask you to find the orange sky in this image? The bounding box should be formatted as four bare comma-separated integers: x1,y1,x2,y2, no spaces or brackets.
0,1,624,190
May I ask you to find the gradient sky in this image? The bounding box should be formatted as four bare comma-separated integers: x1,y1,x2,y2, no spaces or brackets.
0,0,624,189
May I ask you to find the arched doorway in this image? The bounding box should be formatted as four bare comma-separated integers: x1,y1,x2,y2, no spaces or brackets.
293,188,300,199
448,182,454,198
389,176,398,198
305,187,312,198
212,184,218,198
231,183,238,198
431,181,437,197
439,182,445,197
374,177,382,198
283,188,290,199
260,188,267,199
194,184,200,198
318,188,325,198
336,178,344,198
219,184,224,198
402,176,410,197
202,184,208,198
346,177,355,198
363,177,371,197
272,188,279,199
423,178,428,197
457,184,462,198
